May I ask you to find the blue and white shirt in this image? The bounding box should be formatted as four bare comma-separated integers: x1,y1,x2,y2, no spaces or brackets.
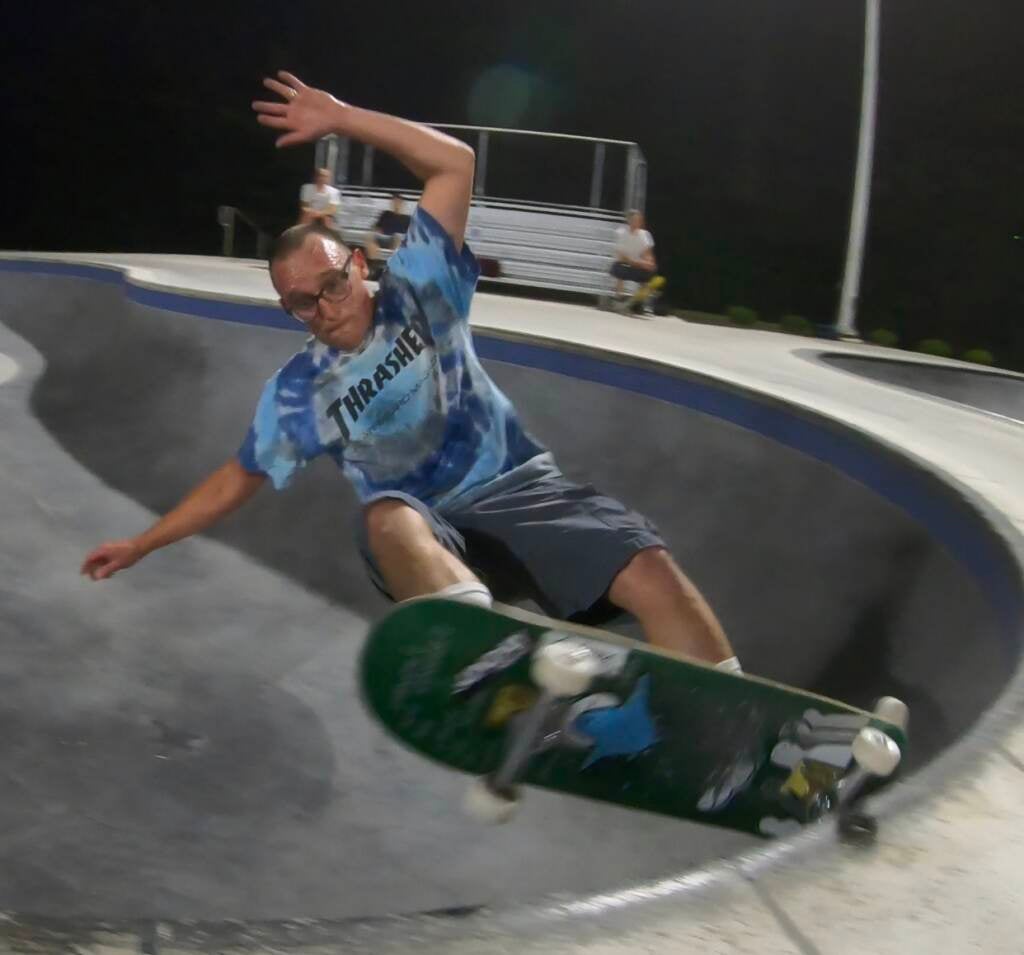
238,207,545,510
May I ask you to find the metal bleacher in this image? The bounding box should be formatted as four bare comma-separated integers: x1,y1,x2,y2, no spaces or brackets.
335,189,623,296
315,125,647,300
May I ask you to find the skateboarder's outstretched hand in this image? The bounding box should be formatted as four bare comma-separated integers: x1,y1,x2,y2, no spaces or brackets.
81,539,143,581
252,71,348,149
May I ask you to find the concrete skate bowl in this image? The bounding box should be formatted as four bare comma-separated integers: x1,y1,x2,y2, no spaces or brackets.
0,261,1022,949
813,351,1024,423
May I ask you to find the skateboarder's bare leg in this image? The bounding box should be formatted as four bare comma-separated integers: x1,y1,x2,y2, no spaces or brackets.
364,498,481,601
607,547,734,665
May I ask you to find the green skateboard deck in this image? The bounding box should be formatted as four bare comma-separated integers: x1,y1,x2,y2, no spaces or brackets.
360,599,908,837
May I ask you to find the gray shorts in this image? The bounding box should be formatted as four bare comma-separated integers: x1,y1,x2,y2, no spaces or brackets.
356,454,665,623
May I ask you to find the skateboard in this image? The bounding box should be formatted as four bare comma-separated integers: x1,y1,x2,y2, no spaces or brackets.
598,274,666,316
359,599,909,838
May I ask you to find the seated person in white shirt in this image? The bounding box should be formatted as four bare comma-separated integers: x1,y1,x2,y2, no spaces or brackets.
298,168,341,227
609,210,663,312
611,210,656,287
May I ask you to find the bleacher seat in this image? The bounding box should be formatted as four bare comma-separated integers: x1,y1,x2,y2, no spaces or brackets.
336,189,621,298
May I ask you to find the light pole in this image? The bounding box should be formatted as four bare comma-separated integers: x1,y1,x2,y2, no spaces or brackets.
835,0,881,339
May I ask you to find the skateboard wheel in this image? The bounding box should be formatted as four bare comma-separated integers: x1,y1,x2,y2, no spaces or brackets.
852,727,901,777
463,777,520,824
873,696,909,732
531,638,601,697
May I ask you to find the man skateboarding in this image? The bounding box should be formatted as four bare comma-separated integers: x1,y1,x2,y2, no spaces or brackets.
80,71,739,674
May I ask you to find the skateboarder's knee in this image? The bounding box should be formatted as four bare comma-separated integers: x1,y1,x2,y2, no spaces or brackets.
609,547,677,606
364,498,434,557
611,547,711,617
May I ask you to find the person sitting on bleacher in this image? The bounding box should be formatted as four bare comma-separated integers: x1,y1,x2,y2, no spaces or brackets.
299,168,341,228
608,210,664,315
366,194,411,267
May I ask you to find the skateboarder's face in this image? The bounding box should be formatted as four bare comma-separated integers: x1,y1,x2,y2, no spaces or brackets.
272,234,373,351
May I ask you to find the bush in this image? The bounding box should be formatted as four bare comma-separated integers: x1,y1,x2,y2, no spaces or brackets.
962,348,995,366
779,314,816,337
868,328,899,348
916,338,954,359
725,305,759,326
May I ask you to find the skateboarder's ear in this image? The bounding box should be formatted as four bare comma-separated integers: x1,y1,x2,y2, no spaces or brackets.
352,248,369,280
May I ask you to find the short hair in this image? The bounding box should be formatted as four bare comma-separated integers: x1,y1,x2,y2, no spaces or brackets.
268,221,347,267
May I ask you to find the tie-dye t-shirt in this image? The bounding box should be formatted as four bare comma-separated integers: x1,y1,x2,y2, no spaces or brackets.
237,207,545,510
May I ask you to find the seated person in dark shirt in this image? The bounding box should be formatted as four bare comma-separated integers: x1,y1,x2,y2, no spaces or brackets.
366,194,411,264
368,193,501,280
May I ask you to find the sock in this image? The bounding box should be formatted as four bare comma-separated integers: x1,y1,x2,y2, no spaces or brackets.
434,581,493,609
715,656,743,675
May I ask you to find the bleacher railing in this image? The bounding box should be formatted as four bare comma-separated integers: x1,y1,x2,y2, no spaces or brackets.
217,206,272,259
315,125,647,298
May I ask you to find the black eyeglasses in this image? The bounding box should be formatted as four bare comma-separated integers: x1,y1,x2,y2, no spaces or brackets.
285,253,354,323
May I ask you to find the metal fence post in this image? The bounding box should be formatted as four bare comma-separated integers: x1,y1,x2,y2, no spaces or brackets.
475,131,489,197
624,145,638,212
589,142,606,210
836,0,881,339
217,206,235,257
328,135,347,186
362,145,375,186
634,151,647,214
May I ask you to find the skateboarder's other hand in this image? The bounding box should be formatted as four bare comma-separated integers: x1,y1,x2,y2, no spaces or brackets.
80,540,143,581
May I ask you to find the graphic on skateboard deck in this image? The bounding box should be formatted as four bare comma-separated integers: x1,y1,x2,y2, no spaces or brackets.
360,599,908,836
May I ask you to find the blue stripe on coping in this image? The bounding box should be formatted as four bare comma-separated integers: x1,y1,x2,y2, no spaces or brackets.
0,260,124,284
0,259,294,330
126,284,294,331
4,258,1022,636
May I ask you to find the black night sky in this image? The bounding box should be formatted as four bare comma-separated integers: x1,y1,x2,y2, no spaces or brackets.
5,1,1023,365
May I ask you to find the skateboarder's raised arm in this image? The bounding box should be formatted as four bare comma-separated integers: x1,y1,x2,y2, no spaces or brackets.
80,459,265,581
252,71,474,250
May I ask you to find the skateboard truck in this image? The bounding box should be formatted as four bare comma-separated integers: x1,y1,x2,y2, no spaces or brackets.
836,696,909,843
463,636,602,823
